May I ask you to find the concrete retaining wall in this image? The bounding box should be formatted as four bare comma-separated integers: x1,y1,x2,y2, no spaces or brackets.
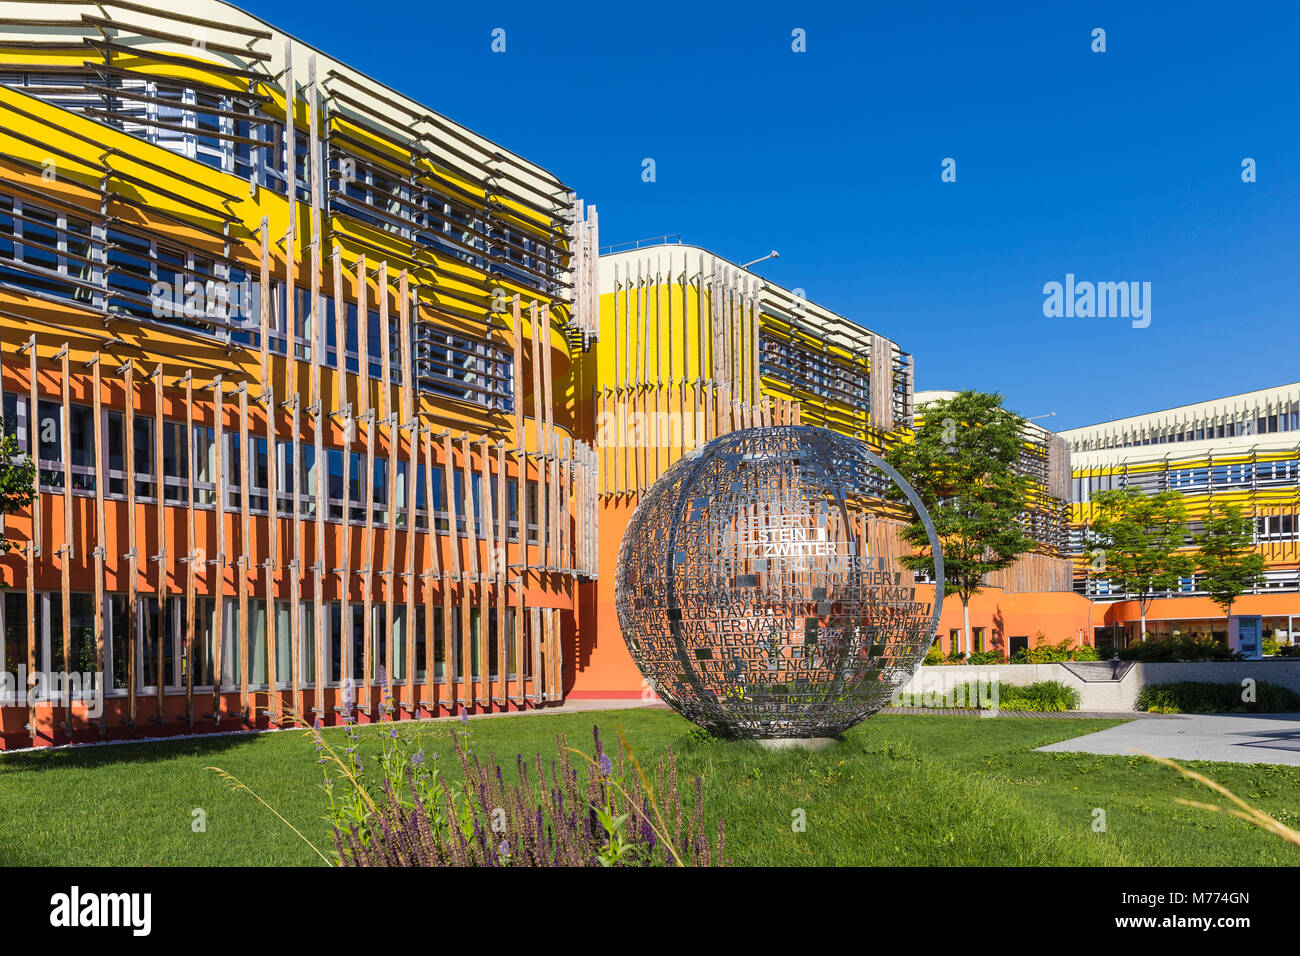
896,661,1300,711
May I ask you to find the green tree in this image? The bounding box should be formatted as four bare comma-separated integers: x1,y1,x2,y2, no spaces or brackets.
1194,504,1266,622
885,390,1037,656
1084,488,1194,642
0,429,37,554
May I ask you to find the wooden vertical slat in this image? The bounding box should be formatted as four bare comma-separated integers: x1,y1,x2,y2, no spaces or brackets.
478,437,495,703
635,260,644,388
259,218,270,385
612,262,621,393
399,271,413,424
510,295,526,556
460,435,477,703
283,41,298,402
573,442,582,571
332,247,346,413
619,384,628,494
654,263,664,480
312,392,326,713
307,54,323,413
479,438,495,581
541,306,556,564
183,372,195,724
686,263,698,452
356,255,369,418
436,432,458,705
461,434,479,582
262,382,279,721
513,579,524,707
718,271,732,436
544,606,557,701
404,421,418,710
121,362,138,725
737,277,747,428
338,408,352,709
382,414,397,699
442,431,461,582
441,582,454,710
751,282,762,422
509,298,527,706
289,395,302,717
378,261,390,421
724,272,735,427
634,270,644,492
458,584,471,710
421,427,438,710
21,330,37,735
558,436,569,572
697,255,707,444
421,428,440,586
58,345,71,730
529,303,546,569
91,355,105,731
530,606,542,705
708,268,719,438
597,388,608,497
24,516,36,735
211,376,225,721
237,384,250,717
495,440,507,705
152,366,166,722
25,336,39,560
361,412,375,712
665,253,677,465
290,395,302,569
476,572,490,705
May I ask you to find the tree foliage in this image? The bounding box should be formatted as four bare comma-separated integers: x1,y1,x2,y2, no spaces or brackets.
0,430,36,554
885,390,1037,607
1084,487,1194,630
1194,503,1266,617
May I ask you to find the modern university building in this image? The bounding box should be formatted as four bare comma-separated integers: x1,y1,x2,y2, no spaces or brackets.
1063,382,1300,652
0,2,1293,749
0,0,600,747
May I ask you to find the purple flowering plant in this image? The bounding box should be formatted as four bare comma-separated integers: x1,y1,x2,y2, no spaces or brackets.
211,698,725,867
333,723,726,867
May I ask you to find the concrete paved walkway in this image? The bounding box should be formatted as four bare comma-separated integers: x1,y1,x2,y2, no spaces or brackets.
887,708,1181,719
1035,713,1300,766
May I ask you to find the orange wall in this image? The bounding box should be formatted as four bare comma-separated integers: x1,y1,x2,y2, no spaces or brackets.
1098,593,1300,625
930,586,1095,654
568,497,645,699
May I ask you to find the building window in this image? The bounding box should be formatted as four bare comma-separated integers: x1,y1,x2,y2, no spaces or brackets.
0,193,98,306
413,323,514,413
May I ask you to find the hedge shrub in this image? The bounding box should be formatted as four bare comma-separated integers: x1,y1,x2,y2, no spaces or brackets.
1119,636,1239,662
930,679,1081,712
1136,680,1300,714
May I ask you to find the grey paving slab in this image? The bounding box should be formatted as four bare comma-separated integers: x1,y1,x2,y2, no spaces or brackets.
1034,713,1300,766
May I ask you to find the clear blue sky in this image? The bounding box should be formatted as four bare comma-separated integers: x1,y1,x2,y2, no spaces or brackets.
240,0,1299,430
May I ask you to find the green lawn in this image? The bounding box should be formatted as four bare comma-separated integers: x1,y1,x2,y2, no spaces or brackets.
2,709,1298,866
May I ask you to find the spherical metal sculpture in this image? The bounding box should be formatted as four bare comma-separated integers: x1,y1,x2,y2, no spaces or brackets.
615,426,944,739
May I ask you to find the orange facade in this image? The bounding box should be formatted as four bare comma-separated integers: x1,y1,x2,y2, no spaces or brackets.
0,333,589,748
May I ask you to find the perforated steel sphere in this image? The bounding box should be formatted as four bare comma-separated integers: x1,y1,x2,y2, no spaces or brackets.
615,426,943,739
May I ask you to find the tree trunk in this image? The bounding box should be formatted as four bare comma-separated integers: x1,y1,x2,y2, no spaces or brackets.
1140,605,1147,643
962,601,971,658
